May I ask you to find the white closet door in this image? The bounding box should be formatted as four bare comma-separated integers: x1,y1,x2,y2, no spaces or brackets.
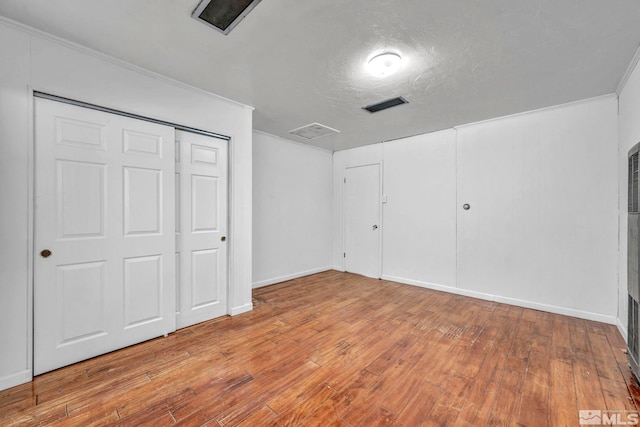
456,123,540,299
34,98,175,375
344,164,381,278
175,130,228,329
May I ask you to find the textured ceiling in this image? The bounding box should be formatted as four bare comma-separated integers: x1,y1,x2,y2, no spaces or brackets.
1,0,640,151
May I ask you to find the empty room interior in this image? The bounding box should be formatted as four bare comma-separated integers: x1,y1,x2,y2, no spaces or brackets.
3,1,640,425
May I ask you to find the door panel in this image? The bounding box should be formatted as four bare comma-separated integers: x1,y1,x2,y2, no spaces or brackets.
57,261,106,344
192,249,220,307
192,175,219,231
124,167,162,235
123,255,163,327
34,98,175,375
344,164,381,278
176,130,228,329
56,160,106,239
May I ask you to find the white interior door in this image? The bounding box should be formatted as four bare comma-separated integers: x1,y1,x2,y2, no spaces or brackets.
175,130,228,329
456,124,540,299
344,164,381,278
34,98,175,375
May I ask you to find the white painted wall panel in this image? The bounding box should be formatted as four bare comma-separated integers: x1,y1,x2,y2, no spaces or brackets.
331,97,618,324
619,53,640,338
457,117,542,300
0,23,31,391
538,100,618,317
252,132,333,288
0,18,253,391
457,96,618,321
382,130,457,287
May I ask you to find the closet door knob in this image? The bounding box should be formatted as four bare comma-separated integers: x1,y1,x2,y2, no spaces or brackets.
40,249,52,258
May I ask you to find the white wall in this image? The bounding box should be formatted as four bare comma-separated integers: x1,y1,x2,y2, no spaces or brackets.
382,130,457,287
0,18,253,391
0,22,31,393
457,96,618,322
618,51,640,339
252,132,333,287
332,96,619,324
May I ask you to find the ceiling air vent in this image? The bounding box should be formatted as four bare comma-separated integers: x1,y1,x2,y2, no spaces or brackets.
363,97,409,113
289,123,340,140
192,0,262,35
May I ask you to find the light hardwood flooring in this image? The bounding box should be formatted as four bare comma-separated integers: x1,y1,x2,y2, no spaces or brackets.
0,270,638,426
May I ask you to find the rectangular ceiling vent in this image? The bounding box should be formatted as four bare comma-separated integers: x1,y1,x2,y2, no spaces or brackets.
289,123,340,140
363,97,409,113
192,0,262,35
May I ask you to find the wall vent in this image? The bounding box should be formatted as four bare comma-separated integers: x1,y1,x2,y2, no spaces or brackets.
630,295,639,362
363,97,408,113
289,123,340,140
628,142,640,383
630,151,639,213
192,0,262,35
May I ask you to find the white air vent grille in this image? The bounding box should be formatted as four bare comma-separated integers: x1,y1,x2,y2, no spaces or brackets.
630,152,639,213
630,295,639,362
289,123,340,140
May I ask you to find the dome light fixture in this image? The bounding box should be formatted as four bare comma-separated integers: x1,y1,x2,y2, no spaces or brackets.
367,52,402,77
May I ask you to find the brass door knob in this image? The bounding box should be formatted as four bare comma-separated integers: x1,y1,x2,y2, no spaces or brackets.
221,236,226,242
40,249,52,258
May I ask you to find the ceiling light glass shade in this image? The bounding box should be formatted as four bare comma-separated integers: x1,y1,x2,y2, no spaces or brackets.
367,53,402,77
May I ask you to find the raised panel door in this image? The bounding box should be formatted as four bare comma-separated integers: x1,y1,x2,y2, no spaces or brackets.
34,98,175,375
176,130,228,329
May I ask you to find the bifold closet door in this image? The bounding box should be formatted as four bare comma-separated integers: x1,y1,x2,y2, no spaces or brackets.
34,98,175,375
175,130,228,329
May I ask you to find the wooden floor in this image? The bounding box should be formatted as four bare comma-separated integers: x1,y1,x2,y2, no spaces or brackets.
1,271,639,426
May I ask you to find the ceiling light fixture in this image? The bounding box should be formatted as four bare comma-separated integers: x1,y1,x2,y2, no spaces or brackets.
367,52,402,77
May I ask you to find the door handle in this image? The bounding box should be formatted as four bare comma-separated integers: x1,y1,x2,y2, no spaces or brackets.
40,249,52,258
221,236,226,242
372,225,378,230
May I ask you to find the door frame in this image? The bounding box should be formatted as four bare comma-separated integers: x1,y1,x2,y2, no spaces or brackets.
27,90,232,376
341,161,384,278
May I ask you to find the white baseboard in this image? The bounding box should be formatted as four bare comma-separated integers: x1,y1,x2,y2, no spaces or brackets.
0,369,31,392
382,275,617,325
252,267,333,289
331,265,345,272
618,318,628,344
230,303,253,316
